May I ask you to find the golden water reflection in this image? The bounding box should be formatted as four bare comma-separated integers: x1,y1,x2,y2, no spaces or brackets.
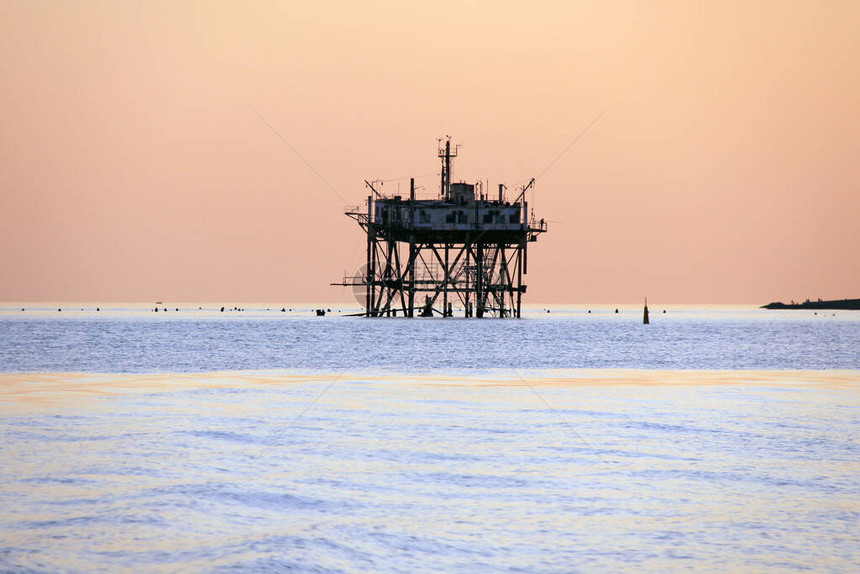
2,369,858,412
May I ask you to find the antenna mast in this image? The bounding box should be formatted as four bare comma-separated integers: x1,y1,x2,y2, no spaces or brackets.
438,137,459,200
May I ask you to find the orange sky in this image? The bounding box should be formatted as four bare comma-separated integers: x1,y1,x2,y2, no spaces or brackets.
1,1,857,304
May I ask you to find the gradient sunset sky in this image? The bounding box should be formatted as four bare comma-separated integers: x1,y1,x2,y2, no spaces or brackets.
1,1,857,304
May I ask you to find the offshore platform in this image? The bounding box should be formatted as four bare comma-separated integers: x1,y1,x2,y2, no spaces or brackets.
335,139,547,318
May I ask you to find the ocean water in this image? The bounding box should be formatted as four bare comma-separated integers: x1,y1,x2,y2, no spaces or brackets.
1,305,858,572
1,304,858,373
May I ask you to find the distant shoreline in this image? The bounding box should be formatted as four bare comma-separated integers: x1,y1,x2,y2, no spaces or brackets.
761,298,860,310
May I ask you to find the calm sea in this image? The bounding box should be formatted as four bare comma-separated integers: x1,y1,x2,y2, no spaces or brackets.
1,305,858,572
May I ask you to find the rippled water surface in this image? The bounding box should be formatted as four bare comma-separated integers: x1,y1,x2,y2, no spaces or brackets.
1,306,858,572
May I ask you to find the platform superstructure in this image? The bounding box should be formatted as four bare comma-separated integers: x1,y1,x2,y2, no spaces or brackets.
336,139,547,317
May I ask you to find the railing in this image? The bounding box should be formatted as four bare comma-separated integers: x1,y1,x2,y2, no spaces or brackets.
529,216,548,232
344,207,369,225
336,274,366,286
